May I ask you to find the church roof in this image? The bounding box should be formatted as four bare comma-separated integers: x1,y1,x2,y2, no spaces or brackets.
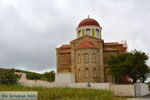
57,44,71,53
59,44,71,49
77,18,100,28
104,42,123,46
59,49,71,53
77,41,98,49
104,42,127,52
104,47,118,51
70,35,102,44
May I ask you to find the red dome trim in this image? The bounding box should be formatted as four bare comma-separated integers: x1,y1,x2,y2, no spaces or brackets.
78,18,100,28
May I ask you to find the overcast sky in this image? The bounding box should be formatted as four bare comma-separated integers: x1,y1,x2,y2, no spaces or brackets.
0,0,150,73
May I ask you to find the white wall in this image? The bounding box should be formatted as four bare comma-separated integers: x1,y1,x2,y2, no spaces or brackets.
55,73,75,83
69,83,112,90
110,84,135,97
135,83,150,96
17,72,150,97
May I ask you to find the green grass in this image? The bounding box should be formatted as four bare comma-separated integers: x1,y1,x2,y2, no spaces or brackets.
0,84,126,100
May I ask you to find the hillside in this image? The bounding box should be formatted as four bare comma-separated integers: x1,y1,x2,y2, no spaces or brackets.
0,68,55,82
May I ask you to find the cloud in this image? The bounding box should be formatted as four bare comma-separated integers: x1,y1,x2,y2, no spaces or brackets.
0,0,150,72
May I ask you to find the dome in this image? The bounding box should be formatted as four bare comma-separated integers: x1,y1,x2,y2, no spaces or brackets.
77,18,100,28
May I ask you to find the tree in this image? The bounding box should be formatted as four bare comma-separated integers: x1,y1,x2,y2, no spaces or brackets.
43,71,55,82
28,73,42,82
109,50,149,83
148,67,150,73
0,69,20,84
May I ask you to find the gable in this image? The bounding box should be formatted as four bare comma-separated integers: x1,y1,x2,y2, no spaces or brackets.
70,35,103,49
77,40,98,49
70,35,102,44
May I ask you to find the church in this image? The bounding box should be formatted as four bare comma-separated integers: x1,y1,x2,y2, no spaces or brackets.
56,17,127,83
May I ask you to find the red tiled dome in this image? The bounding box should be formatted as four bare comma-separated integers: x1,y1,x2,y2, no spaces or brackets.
78,18,100,28
77,41,98,49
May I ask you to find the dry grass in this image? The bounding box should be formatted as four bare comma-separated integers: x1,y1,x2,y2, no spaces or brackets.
0,84,126,100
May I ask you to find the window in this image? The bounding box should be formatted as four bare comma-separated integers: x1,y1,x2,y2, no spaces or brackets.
78,30,81,38
84,68,89,77
78,69,81,78
86,28,90,35
77,54,81,64
92,53,96,63
96,29,99,38
93,68,97,78
84,53,89,63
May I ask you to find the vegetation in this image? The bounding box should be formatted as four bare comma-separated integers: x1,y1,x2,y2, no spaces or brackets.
15,69,55,82
42,71,55,82
109,50,149,83
27,73,42,81
148,67,150,73
0,84,125,100
0,69,20,84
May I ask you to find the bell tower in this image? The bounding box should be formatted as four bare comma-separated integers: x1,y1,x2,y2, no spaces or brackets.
76,17,102,39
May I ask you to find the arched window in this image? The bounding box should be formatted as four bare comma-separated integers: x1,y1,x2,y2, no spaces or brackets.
86,28,90,35
92,53,96,63
84,68,89,78
78,69,81,78
84,53,89,63
93,68,97,78
96,29,99,38
77,54,81,64
78,30,81,38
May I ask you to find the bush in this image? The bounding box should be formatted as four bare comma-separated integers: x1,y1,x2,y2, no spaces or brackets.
0,69,20,84
27,73,42,81
42,71,55,82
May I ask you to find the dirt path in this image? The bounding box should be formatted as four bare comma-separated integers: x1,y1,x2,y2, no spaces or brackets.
127,94,150,100
127,98,150,100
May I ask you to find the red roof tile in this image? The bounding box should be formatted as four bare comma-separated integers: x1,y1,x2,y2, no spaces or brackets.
78,18,100,28
59,44,71,49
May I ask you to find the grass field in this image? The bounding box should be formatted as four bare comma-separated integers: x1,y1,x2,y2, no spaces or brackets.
0,85,126,100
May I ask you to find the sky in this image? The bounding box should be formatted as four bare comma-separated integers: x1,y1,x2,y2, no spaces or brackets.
0,0,150,73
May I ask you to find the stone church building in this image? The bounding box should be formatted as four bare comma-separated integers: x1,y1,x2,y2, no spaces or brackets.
56,17,127,83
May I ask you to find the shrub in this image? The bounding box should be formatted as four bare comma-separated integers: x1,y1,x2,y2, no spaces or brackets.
27,73,42,81
42,71,55,82
0,69,20,84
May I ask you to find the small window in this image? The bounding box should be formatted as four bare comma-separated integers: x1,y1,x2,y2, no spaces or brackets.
78,69,81,78
86,28,90,35
84,68,89,78
93,68,97,78
84,53,89,63
92,53,96,63
96,29,99,38
78,30,81,38
78,54,81,64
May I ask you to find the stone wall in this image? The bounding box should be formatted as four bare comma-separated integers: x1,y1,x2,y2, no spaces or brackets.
55,73,75,83
76,48,101,83
110,84,135,97
56,48,71,73
17,73,150,97
135,83,150,96
70,35,104,83
70,83,112,90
